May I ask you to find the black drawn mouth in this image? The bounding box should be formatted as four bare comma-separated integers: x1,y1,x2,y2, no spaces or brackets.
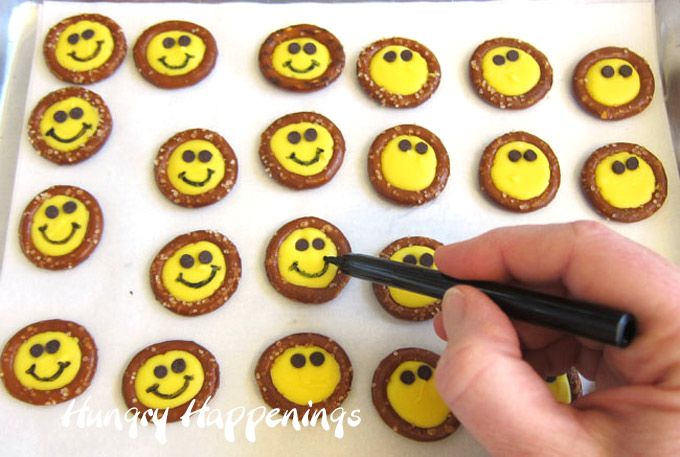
289,260,330,278
178,169,215,187
26,361,71,382
68,40,104,62
39,222,81,245
176,265,220,288
159,53,194,70
287,148,323,166
283,59,320,74
45,123,92,143
146,375,194,399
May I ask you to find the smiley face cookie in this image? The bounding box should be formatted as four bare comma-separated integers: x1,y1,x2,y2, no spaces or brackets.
154,129,238,207
255,333,352,416
357,37,441,108
265,216,351,304
259,24,344,92
372,348,458,441
470,37,552,110
259,112,345,189
479,131,560,212
150,230,241,316
134,20,217,89
573,47,654,120
19,185,104,270
122,340,218,422
28,87,112,165
1,319,97,405
545,368,582,405
373,237,443,321
581,143,666,222
43,14,127,84
368,124,449,206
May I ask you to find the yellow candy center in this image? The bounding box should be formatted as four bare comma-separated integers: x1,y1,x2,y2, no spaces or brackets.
39,96,100,152
388,246,438,308
167,139,225,195
585,58,640,107
381,135,437,192
369,45,429,95
270,122,334,176
270,345,340,405
277,228,338,288
490,140,550,200
30,195,90,257
161,241,227,302
13,331,82,391
481,46,541,96
134,350,205,409
55,20,116,72
147,31,206,76
271,38,331,80
594,151,655,209
546,374,572,404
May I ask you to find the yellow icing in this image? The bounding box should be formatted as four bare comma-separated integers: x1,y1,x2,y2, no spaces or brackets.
270,121,334,176
271,38,331,80
585,58,640,107
381,135,437,191
13,331,82,391
368,45,429,95
160,240,227,302
481,46,541,96
546,374,572,404
490,141,550,200
134,350,205,409
386,361,450,428
55,20,115,72
30,195,90,257
39,96,99,152
277,228,338,288
146,30,206,76
167,139,225,195
594,151,655,208
270,345,340,405
387,246,438,308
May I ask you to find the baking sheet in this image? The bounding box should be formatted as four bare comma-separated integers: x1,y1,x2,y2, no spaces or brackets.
0,1,678,456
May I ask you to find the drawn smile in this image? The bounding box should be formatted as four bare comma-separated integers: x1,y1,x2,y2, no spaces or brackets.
288,148,323,166
45,123,92,143
145,375,194,399
289,260,330,278
158,54,194,70
178,169,214,187
68,40,104,62
283,59,319,74
38,222,81,245
176,265,220,288
25,361,71,382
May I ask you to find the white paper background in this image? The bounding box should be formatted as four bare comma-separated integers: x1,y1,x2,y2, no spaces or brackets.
0,1,678,456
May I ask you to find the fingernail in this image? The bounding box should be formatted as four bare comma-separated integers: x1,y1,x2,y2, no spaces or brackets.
443,287,466,317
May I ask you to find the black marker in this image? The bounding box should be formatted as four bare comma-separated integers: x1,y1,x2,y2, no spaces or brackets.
324,254,635,348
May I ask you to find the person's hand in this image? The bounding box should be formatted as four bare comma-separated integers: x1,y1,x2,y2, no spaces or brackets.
432,221,680,456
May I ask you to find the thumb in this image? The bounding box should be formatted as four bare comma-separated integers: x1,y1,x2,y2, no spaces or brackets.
435,286,592,456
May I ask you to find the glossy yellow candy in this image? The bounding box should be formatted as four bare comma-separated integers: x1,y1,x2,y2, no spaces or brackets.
30,195,90,257
167,139,225,195
595,152,655,208
277,228,338,288
271,38,331,80
146,31,206,76
585,58,640,107
381,135,437,191
161,241,226,302
270,122,334,176
13,331,82,390
270,345,340,405
134,350,205,409
546,374,572,404
481,46,540,96
369,45,429,95
490,141,550,200
386,361,449,428
39,96,99,152
388,246,438,308
55,20,115,72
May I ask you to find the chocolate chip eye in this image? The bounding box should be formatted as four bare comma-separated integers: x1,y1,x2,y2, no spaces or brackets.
295,239,309,251
182,150,195,163
544,375,556,382
287,131,301,145
383,50,397,63
403,254,417,264
162,37,175,49
312,238,325,250
508,149,522,162
154,365,168,378
523,149,537,162
81,29,94,40
309,351,325,366
601,65,615,78
420,253,434,267
198,150,212,163
611,160,625,174
492,54,505,66
619,64,633,78
290,353,305,368
398,139,411,152
303,42,316,55
67,33,79,45
171,358,186,373
417,364,433,380
69,107,83,120
63,201,77,214
54,110,68,123
400,370,416,385
45,339,60,354
400,49,413,61
178,35,191,47
506,50,519,62
30,344,44,358
45,205,59,219
288,42,301,54
415,142,428,154
179,254,195,268
626,156,639,170
304,128,317,142
198,250,213,264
